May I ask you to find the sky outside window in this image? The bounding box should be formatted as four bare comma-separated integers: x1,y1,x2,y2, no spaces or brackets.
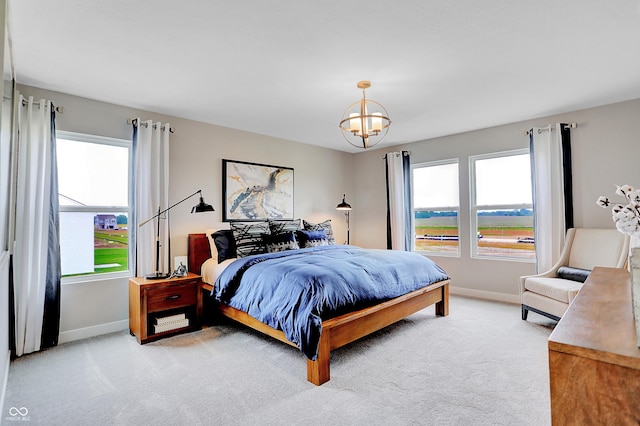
57,138,128,207
475,154,531,205
413,163,459,208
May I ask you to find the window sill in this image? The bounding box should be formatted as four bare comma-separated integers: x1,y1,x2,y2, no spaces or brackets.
470,255,536,263
414,250,461,258
62,271,132,285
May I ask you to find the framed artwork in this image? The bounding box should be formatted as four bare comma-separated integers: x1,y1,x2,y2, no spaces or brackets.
222,159,294,221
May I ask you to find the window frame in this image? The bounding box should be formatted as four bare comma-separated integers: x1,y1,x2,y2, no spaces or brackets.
469,148,535,262
411,158,460,257
57,130,133,283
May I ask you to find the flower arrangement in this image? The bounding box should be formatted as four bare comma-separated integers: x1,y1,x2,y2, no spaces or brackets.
597,184,640,238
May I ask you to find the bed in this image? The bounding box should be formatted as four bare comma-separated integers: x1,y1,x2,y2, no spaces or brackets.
188,231,450,385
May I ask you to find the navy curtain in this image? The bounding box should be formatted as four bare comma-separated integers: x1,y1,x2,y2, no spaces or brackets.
41,107,61,349
385,151,412,250
559,124,574,229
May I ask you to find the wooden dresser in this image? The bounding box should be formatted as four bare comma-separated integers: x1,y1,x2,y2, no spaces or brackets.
548,267,640,425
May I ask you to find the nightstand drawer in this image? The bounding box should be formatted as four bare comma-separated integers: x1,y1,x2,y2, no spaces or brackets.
146,281,197,312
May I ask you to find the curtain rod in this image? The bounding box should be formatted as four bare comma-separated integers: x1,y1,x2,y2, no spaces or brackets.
20,98,64,114
383,150,411,159
127,117,174,133
525,122,577,136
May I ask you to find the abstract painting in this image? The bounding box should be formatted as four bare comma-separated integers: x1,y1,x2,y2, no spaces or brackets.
222,159,294,221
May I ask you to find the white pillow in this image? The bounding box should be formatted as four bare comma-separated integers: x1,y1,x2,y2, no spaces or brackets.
205,228,218,262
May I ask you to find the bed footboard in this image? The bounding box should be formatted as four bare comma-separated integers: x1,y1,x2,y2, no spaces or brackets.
306,280,449,385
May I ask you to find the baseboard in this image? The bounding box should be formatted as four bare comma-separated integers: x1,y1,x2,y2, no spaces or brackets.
58,320,129,344
56,290,519,344
450,286,520,305
0,349,9,421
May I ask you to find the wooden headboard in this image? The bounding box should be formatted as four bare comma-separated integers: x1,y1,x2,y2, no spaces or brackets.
188,233,212,274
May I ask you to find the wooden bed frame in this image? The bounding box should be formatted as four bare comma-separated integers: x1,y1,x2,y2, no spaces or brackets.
188,233,450,385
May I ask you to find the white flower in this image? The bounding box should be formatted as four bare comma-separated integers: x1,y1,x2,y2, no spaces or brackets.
596,196,610,208
616,184,634,198
598,184,640,238
617,217,640,234
615,205,636,221
629,190,640,205
611,203,625,216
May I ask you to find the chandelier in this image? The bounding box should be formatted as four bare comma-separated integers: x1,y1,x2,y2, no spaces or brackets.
339,80,391,149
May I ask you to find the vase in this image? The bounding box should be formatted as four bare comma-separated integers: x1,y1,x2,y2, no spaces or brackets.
629,247,640,348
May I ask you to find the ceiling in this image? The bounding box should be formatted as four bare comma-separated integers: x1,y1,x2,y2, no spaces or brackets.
7,1,640,153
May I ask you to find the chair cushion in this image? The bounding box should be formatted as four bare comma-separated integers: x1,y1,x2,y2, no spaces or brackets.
524,277,583,304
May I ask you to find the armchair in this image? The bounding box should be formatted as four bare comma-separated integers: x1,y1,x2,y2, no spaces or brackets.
520,228,629,321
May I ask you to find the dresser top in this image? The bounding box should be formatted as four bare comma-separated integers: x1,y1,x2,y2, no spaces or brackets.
548,267,640,370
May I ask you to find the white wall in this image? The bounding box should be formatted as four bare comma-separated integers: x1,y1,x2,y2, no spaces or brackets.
351,98,640,300
16,84,355,342
13,85,640,340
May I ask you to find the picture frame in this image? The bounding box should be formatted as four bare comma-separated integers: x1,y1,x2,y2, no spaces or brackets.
222,159,294,221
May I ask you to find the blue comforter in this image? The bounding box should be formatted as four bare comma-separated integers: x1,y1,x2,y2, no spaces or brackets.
213,245,449,360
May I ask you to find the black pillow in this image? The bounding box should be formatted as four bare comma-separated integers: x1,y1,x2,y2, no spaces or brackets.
261,231,300,253
212,229,237,263
557,266,591,283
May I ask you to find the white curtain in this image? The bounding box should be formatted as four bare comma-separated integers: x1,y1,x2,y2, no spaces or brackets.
133,119,170,277
12,95,60,356
385,151,412,250
530,123,573,272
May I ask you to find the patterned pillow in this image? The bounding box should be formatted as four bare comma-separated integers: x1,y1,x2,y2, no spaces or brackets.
230,221,270,258
303,219,335,245
268,219,301,234
212,229,237,263
262,231,300,253
296,229,329,248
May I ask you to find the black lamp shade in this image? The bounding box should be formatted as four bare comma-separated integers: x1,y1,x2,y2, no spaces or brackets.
336,194,352,210
192,196,215,213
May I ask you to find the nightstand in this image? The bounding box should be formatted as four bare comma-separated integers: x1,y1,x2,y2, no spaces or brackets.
129,272,202,344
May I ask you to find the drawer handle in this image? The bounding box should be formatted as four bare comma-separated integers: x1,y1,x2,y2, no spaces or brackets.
165,294,182,301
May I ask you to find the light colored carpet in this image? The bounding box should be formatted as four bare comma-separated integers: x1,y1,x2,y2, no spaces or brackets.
3,296,555,426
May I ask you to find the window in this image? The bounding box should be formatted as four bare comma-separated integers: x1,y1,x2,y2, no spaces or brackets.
470,150,534,260
412,160,460,255
57,131,132,279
